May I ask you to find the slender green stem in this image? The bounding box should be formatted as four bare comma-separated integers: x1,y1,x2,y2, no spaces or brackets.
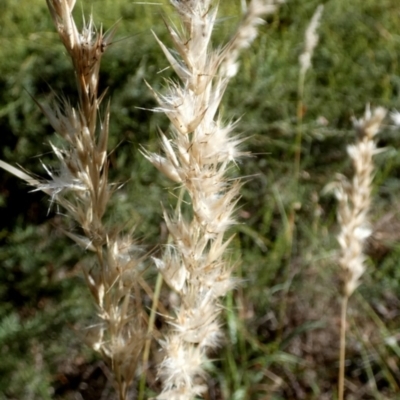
278,69,306,337
294,70,306,187
277,206,295,339
338,294,349,400
276,67,307,338
138,272,164,400
353,323,381,400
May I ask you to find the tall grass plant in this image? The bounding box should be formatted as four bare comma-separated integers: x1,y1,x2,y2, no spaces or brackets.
1,0,400,399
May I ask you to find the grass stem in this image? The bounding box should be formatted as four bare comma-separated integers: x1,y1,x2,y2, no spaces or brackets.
338,294,348,400
138,272,163,400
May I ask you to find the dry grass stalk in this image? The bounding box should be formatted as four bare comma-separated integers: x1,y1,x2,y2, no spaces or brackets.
143,1,281,398
333,105,387,400
2,1,148,398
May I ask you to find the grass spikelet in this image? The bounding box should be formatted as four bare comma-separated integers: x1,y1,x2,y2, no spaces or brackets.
144,1,281,398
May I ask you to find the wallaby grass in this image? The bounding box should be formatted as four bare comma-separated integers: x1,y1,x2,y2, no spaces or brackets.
1,0,400,399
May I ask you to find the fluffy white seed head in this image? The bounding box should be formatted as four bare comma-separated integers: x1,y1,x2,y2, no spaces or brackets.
335,106,386,297
299,5,324,76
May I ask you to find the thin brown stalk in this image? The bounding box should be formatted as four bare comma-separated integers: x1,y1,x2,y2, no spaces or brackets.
338,294,348,400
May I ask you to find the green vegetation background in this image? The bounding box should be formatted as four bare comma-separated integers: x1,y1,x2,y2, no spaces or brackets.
0,0,400,398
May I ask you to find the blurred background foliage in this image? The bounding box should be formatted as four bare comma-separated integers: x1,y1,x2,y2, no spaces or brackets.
1,0,400,398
